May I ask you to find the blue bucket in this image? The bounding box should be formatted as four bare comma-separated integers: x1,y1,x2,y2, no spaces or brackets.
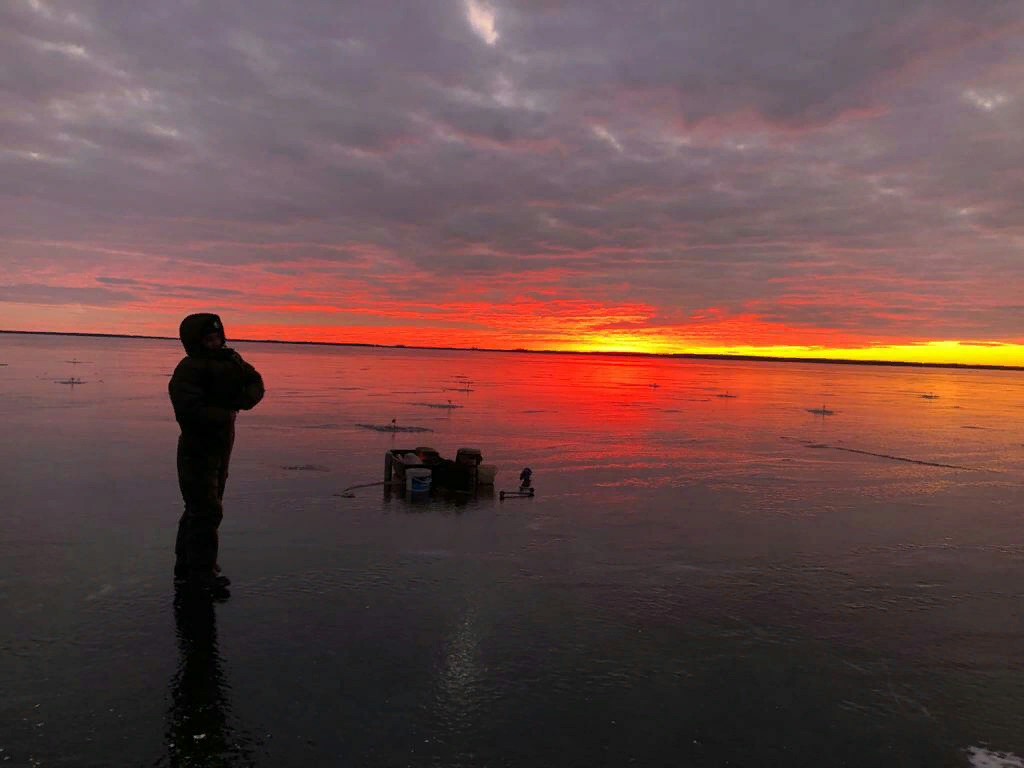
406,468,432,495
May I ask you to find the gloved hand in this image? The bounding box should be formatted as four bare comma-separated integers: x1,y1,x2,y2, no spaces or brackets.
222,349,265,410
218,347,245,365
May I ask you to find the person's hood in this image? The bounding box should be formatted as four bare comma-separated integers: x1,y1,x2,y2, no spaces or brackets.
179,313,225,356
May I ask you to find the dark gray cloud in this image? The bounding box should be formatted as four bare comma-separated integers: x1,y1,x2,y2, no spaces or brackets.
505,0,1021,124
0,0,1022,344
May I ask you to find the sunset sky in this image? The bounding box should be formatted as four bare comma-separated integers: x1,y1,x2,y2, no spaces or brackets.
2,0,1022,365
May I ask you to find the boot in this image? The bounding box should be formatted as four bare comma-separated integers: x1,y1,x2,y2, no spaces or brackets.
180,570,231,598
211,564,230,586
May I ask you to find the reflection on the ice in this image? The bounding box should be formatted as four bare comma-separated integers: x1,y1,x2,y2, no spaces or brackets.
167,590,252,767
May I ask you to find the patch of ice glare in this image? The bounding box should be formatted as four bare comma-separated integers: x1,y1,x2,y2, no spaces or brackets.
966,746,1024,767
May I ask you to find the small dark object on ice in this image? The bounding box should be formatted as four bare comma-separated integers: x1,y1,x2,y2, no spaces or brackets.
501,467,535,499
500,488,534,499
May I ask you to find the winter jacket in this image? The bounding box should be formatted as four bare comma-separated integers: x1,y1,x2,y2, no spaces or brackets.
169,313,264,452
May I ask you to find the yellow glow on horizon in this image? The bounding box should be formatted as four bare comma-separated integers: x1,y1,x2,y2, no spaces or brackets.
548,333,678,356
564,337,1024,366
6,310,1023,367
176,322,1024,367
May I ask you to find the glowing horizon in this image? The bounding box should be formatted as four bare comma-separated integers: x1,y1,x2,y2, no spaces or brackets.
5,315,1022,367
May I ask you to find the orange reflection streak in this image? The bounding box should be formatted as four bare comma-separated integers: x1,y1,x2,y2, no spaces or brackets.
436,353,1024,477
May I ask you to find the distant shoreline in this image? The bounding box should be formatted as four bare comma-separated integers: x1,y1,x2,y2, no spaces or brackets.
1,328,1022,372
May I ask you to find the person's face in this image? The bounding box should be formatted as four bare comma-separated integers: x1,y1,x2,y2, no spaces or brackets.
201,331,224,350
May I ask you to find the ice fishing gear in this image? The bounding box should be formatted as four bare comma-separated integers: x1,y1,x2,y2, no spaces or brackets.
500,467,535,500
499,488,534,500
383,446,498,495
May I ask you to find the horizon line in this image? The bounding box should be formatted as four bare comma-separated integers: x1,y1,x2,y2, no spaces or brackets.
2,329,1022,372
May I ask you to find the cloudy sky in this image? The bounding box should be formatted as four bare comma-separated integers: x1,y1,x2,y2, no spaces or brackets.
2,0,1022,363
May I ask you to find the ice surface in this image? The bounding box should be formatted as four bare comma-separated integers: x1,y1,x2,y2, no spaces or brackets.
3,335,1024,767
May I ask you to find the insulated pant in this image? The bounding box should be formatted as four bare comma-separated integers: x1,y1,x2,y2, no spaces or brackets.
174,433,233,578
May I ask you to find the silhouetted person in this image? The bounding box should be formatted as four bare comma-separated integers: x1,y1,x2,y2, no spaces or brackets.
170,313,264,594
167,590,253,766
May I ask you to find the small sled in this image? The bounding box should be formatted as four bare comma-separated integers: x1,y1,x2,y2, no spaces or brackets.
500,487,535,500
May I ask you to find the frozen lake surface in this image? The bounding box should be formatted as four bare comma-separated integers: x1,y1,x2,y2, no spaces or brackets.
1,333,1023,766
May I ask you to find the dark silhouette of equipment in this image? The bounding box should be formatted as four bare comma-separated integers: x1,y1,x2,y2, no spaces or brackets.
500,467,535,500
